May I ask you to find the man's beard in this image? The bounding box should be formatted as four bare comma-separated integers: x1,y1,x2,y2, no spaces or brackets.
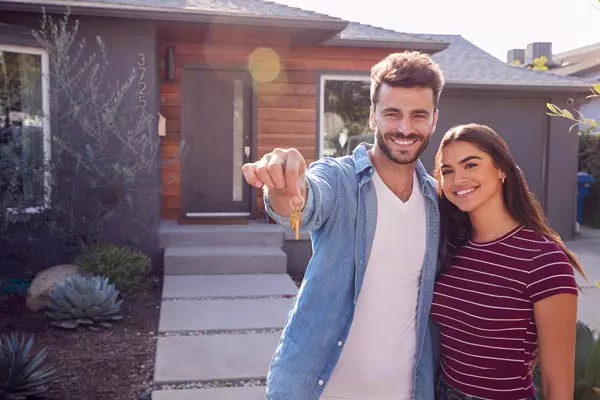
375,130,430,165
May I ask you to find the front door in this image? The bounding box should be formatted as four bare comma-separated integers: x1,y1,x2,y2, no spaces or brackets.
180,68,253,218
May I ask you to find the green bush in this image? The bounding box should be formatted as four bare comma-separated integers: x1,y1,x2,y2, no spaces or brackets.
579,132,600,228
74,244,150,292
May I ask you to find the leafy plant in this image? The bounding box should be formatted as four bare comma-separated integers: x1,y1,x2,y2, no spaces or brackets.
45,275,123,331
534,322,600,400
1,8,183,267
74,244,150,292
574,322,600,400
0,333,58,399
546,85,600,134
577,131,600,228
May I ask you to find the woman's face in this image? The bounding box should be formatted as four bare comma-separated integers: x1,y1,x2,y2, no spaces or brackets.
439,141,505,213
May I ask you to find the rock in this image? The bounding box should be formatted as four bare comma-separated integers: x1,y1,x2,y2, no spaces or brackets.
26,264,81,312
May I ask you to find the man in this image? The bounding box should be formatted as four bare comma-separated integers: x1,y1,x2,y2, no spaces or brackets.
242,51,444,400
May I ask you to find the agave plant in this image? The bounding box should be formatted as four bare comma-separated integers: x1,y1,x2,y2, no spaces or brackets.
534,321,600,400
0,333,58,400
573,322,600,400
45,275,124,330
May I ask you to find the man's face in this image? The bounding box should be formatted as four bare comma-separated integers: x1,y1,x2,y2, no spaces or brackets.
370,84,438,165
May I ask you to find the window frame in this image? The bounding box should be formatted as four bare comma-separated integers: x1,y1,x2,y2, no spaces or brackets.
318,73,370,159
0,43,51,213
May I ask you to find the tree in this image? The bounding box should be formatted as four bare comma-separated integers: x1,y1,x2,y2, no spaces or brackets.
0,9,181,270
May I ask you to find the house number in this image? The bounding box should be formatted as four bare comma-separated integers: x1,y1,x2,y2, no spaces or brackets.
137,52,147,108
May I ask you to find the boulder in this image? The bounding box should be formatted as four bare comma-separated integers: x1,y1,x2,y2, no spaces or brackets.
26,264,81,312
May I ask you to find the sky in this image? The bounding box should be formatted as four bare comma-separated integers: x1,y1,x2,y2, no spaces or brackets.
275,0,600,61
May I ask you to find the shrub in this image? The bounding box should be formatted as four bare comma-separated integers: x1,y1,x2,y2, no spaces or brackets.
75,244,150,292
579,132,600,228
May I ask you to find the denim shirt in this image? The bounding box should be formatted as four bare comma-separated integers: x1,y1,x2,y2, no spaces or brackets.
263,143,441,400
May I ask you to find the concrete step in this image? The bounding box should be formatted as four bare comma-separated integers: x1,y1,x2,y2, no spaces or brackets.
154,333,280,384
164,246,287,275
162,274,298,299
159,298,295,332
152,387,266,400
159,220,284,248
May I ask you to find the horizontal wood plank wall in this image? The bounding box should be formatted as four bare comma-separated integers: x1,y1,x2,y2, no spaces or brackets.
158,27,400,219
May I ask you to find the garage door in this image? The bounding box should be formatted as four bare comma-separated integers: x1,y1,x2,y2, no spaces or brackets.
421,93,548,206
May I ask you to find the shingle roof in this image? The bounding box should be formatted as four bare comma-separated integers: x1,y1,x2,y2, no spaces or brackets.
551,42,600,77
421,34,593,90
325,22,591,90
0,0,344,22
328,22,446,49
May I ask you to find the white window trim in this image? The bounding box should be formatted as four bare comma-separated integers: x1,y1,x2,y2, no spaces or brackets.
319,73,370,159
1,44,51,214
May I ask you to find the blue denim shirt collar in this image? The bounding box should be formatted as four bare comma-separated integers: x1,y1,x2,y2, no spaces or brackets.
351,142,438,203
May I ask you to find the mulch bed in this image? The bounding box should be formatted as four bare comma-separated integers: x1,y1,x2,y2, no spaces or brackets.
0,274,162,400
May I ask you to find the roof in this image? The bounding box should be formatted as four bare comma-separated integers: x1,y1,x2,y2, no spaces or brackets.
320,22,591,91
0,0,346,27
0,0,448,51
555,42,600,63
417,33,592,91
0,0,592,91
552,42,600,77
325,22,448,52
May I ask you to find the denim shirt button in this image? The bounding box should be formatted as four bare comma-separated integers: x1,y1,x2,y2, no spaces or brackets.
318,379,324,386
337,340,343,346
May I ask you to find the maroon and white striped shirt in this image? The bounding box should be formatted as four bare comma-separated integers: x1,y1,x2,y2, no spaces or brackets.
430,226,578,399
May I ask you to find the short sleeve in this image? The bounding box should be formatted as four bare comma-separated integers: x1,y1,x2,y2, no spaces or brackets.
526,242,578,303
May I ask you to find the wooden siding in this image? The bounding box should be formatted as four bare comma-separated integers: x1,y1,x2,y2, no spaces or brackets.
158,27,401,219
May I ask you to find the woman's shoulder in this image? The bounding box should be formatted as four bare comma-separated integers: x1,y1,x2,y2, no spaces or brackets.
503,227,564,254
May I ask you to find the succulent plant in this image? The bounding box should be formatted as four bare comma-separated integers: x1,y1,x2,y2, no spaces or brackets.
45,275,123,330
534,321,600,400
0,333,58,400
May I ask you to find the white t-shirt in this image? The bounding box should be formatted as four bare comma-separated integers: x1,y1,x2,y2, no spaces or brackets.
320,170,427,400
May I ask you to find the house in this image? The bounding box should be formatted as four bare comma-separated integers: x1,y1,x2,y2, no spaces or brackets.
507,41,600,131
0,0,592,274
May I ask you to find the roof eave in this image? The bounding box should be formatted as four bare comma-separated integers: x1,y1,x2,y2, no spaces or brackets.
323,38,449,53
0,1,349,31
446,81,592,93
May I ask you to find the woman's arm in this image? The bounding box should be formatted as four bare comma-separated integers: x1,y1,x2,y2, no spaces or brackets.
534,293,578,400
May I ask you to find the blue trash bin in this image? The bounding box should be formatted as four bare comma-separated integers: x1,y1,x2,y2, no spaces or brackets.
577,171,594,224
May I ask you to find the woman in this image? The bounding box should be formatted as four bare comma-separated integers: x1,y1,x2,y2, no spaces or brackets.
430,123,586,400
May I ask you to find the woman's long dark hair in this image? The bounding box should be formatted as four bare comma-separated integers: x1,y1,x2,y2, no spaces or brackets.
433,123,586,280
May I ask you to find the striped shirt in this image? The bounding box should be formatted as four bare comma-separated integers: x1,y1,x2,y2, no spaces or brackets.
430,226,578,399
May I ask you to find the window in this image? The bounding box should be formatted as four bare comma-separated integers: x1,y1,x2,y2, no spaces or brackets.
319,74,372,158
0,44,50,211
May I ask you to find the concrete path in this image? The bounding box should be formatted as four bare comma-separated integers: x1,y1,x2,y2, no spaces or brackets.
566,226,600,332
152,274,298,400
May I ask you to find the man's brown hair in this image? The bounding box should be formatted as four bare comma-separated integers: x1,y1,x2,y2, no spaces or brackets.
370,51,445,109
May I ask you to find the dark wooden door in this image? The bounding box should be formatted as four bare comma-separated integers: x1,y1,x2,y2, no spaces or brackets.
180,68,253,217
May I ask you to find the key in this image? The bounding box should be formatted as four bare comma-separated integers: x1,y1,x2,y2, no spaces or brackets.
289,197,305,240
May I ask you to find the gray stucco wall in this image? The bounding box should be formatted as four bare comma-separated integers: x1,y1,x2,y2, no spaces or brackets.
0,11,160,276
283,88,580,280
545,94,579,240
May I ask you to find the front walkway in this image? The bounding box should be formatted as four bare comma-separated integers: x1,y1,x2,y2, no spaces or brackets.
566,226,600,332
151,274,298,399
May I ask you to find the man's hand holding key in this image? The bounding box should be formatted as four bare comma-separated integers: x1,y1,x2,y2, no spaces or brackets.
241,148,307,220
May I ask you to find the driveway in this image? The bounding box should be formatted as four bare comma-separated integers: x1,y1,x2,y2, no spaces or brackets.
565,226,600,332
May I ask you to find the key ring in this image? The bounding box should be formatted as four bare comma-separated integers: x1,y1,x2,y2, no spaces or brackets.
290,196,305,210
